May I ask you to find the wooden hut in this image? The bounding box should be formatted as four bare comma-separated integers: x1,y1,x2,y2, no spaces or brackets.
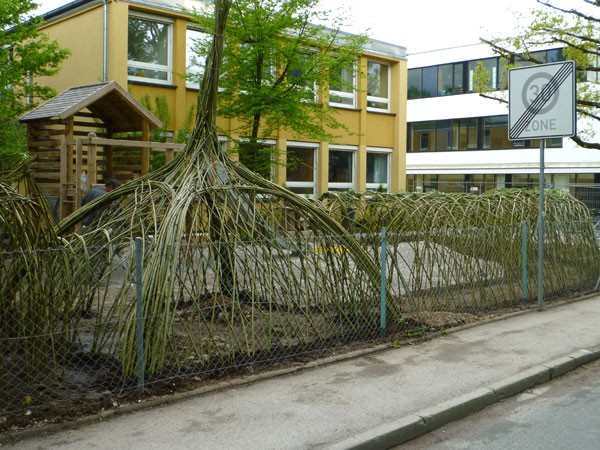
19,81,182,219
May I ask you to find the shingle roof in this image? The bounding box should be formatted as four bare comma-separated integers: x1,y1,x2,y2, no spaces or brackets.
20,81,162,132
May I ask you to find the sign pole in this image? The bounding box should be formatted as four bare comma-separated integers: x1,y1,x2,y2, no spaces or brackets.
508,60,576,312
537,140,545,311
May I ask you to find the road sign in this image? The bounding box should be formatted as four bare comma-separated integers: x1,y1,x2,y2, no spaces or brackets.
508,61,576,140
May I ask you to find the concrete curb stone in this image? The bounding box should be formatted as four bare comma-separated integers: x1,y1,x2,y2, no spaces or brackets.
326,346,600,450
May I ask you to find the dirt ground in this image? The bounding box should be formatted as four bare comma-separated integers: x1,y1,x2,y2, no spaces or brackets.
1,306,522,436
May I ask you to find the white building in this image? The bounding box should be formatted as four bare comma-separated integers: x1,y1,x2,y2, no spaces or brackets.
406,43,600,212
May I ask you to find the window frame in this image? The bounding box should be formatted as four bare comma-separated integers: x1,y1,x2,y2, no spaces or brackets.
286,141,318,198
367,60,391,112
366,147,391,192
127,12,174,85
329,62,357,109
328,145,357,192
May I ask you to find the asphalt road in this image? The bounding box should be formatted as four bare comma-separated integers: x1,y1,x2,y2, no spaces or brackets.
399,359,600,450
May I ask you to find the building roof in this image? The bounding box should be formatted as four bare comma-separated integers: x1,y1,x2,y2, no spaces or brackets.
19,81,162,132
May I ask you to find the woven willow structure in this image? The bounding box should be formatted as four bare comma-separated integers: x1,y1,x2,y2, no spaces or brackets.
56,0,389,376
322,190,600,308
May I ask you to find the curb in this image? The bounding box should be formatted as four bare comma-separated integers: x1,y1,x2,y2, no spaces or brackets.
326,346,600,450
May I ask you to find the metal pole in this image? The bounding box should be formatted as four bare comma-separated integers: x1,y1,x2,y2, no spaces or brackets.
380,227,387,339
537,140,545,311
135,237,145,393
522,221,528,303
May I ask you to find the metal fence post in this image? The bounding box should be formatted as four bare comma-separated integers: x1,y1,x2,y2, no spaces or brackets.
135,237,145,394
522,221,528,303
380,227,387,339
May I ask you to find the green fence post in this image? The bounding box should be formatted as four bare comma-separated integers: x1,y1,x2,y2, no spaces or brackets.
522,221,528,303
135,237,145,394
380,227,387,339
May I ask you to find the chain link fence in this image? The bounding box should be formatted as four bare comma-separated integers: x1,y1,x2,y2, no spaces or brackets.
2,223,599,431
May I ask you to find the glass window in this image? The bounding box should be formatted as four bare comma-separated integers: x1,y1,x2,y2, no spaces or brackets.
186,28,208,89
239,141,275,180
407,68,422,99
422,66,437,98
438,64,453,96
286,144,317,198
366,151,389,191
367,60,390,111
456,119,478,150
435,120,452,151
328,148,355,191
128,13,173,84
290,53,317,102
329,62,356,107
423,174,438,192
468,58,498,92
483,116,512,149
438,174,465,193
411,122,435,152
453,63,464,94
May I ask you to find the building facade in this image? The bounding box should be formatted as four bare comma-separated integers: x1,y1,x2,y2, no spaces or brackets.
406,44,600,211
36,0,408,197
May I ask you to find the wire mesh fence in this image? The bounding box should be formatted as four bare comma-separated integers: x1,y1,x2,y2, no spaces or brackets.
2,222,599,431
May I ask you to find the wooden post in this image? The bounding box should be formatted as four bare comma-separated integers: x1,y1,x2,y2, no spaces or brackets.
75,137,84,207
141,121,151,175
106,127,114,180
166,147,174,164
59,135,68,219
88,132,98,185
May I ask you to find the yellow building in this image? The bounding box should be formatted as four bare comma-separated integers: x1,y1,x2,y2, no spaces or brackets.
37,0,407,196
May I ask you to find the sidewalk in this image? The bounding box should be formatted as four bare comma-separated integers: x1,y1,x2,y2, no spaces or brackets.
7,295,600,450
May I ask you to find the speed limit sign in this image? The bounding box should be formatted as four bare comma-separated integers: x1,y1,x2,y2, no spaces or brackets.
508,60,576,140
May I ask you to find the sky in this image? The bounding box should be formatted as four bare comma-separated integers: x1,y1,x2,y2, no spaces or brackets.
34,0,543,54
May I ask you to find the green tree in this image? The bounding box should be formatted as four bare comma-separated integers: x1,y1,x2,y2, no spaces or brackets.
189,0,368,176
481,0,600,149
0,0,70,170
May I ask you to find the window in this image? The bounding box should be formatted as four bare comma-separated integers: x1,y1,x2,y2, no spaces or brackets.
289,53,317,102
328,146,356,191
238,140,275,181
186,28,209,89
366,148,390,191
468,58,498,92
422,66,437,98
329,62,356,108
435,120,452,151
455,119,478,150
367,60,390,111
438,63,463,95
286,143,317,198
483,116,512,149
407,68,422,99
128,13,173,84
410,122,435,152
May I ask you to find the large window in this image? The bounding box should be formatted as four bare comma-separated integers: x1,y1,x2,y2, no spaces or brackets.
329,62,356,108
483,116,511,149
366,148,390,191
468,58,499,92
286,143,317,198
408,63,463,99
128,13,173,84
238,140,276,181
367,60,390,111
455,119,478,150
289,53,317,102
186,28,209,89
328,146,356,191
409,116,562,152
